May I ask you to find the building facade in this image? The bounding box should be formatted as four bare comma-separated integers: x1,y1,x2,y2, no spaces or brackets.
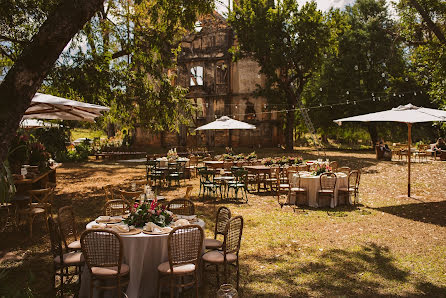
134,12,284,149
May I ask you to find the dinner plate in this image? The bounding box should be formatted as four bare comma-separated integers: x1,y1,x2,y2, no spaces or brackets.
96,217,123,224
142,229,171,235
116,228,142,235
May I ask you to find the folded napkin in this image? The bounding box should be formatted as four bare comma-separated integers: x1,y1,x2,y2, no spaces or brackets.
144,222,172,233
91,223,107,229
176,215,197,221
172,219,190,227
112,224,130,233
96,216,111,222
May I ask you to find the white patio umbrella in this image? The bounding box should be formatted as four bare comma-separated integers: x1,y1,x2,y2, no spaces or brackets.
195,116,256,147
195,116,256,130
22,93,110,122
334,103,446,197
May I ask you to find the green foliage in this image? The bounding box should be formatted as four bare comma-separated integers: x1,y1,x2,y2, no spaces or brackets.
229,0,332,149
43,0,213,133
31,127,70,161
396,0,446,107
303,0,433,144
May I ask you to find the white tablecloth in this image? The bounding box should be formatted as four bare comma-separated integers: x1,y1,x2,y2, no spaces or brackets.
288,172,348,208
79,219,205,298
156,158,190,168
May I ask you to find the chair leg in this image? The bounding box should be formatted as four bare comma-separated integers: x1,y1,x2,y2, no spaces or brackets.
236,259,240,291
215,264,220,285
170,274,174,298
224,262,228,284
194,271,199,298
29,214,34,238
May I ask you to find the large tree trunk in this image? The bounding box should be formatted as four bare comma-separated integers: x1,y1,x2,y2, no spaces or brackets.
367,124,378,147
0,0,104,162
285,105,294,151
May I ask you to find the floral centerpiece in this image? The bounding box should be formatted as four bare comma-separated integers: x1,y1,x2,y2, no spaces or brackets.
29,142,51,172
262,157,273,166
246,151,257,161
123,200,173,228
167,148,179,161
312,163,332,176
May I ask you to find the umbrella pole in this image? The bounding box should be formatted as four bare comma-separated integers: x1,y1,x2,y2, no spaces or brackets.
407,123,412,197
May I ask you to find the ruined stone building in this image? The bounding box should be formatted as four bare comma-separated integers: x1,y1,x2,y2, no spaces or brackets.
135,11,284,149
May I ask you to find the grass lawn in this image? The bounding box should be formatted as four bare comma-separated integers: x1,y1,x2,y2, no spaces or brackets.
0,149,445,297
70,128,107,142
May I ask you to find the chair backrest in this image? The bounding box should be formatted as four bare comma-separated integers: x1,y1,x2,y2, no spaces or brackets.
116,189,144,205
57,206,78,248
48,217,64,261
233,169,248,184
81,229,124,275
297,164,309,172
185,186,193,199
289,172,301,189
167,199,195,215
28,188,53,207
214,207,231,237
199,169,214,184
167,225,203,270
104,199,131,216
354,169,361,190
320,172,337,190
329,161,338,172
348,170,360,189
103,185,115,201
223,216,244,255
337,166,351,174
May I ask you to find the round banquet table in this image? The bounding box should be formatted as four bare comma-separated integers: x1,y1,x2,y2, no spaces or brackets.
156,158,190,168
79,219,205,298
288,172,348,208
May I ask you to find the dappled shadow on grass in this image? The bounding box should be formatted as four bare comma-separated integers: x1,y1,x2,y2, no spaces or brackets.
239,242,442,297
373,200,446,227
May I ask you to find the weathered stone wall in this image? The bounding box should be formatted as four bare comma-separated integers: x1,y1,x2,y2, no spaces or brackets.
133,12,284,149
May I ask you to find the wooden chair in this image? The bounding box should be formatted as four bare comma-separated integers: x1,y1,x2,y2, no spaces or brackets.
104,199,132,216
15,193,48,238
337,166,351,174
204,207,231,250
81,229,130,298
338,170,359,205
48,217,84,297
157,225,204,298
317,173,337,208
185,186,193,199
297,164,309,172
328,161,338,172
103,185,115,201
29,188,54,224
185,156,199,178
57,206,81,251
116,189,144,206
167,199,195,216
202,216,244,290
288,172,307,207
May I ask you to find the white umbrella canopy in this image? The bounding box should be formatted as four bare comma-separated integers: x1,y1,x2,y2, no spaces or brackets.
22,93,110,122
195,116,256,130
334,103,446,124
334,103,446,198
